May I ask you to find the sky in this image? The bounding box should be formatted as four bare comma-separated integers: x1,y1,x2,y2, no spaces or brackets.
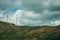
0,0,60,26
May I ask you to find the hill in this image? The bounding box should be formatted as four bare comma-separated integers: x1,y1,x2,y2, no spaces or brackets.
0,21,60,40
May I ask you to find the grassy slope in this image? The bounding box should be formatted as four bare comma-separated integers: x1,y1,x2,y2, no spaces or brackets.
0,21,60,40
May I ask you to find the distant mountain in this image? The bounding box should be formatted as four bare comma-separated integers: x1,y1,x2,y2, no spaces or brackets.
0,21,60,40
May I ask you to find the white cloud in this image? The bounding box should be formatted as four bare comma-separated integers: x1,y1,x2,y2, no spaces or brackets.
10,10,42,26
0,11,4,17
51,0,60,6
0,9,60,26
0,14,3,17
42,0,50,7
55,21,60,25
6,9,60,26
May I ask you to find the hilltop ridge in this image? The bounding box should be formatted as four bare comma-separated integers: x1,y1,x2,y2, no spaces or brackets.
0,21,60,40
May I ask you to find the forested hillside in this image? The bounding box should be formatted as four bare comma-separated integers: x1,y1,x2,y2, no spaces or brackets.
0,21,60,40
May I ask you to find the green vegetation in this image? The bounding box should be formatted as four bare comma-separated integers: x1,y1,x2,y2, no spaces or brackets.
0,21,60,40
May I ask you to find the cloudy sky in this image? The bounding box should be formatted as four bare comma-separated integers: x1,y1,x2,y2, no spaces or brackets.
0,0,60,26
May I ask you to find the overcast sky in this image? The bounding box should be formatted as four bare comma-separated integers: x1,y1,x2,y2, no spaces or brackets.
0,0,60,26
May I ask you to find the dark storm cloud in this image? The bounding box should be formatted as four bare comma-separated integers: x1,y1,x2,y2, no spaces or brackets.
48,6,60,11
22,0,60,12
22,0,44,13
0,0,21,10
